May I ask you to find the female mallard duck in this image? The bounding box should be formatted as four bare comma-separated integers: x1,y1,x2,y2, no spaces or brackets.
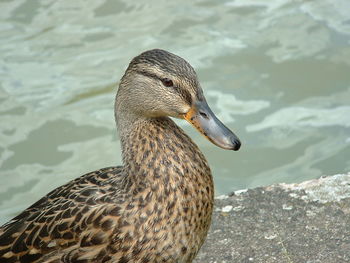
0,49,241,263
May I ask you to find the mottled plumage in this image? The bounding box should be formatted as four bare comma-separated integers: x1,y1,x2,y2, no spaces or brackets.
0,49,240,262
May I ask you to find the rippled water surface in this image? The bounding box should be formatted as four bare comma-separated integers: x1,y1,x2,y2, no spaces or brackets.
1,0,350,224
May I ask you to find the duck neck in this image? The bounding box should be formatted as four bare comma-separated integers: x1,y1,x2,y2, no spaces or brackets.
116,110,212,194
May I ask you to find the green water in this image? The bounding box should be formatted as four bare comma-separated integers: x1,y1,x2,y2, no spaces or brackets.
1,0,350,224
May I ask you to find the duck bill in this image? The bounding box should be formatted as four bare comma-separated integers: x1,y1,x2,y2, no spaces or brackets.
183,100,241,151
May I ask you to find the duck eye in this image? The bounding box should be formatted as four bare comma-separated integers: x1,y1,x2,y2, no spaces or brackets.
162,78,173,87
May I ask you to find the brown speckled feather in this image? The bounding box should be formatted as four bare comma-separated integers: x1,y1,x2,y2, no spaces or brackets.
0,118,213,263
0,49,239,263
0,167,122,262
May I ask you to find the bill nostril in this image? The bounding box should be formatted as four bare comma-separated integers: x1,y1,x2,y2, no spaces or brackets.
199,111,209,119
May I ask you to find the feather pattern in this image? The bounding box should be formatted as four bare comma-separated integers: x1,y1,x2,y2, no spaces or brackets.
0,49,240,262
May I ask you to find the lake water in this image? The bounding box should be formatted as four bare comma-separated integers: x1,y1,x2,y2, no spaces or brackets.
1,0,350,224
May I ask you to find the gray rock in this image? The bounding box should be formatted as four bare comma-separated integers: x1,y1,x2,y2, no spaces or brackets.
195,173,350,263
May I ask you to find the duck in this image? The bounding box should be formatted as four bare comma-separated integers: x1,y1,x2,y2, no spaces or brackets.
0,49,241,263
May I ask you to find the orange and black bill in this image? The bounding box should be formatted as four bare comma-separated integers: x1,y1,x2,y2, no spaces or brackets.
183,99,241,151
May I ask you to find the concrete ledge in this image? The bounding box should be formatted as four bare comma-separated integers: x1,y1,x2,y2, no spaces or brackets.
195,173,350,263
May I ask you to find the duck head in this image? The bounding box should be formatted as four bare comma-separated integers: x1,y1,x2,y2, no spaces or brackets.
116,49,241,151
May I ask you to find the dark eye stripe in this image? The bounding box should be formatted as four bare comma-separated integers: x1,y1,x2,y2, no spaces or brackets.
136,70,159,81
180,89,192,105
136,70,192,104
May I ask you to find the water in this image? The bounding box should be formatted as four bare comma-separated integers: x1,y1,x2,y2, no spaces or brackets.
0,0,349,224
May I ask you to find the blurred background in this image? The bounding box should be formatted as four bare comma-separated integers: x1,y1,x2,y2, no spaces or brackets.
0,0,349,224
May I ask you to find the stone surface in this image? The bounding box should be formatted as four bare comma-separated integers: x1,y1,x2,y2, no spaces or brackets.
195,173,350,263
